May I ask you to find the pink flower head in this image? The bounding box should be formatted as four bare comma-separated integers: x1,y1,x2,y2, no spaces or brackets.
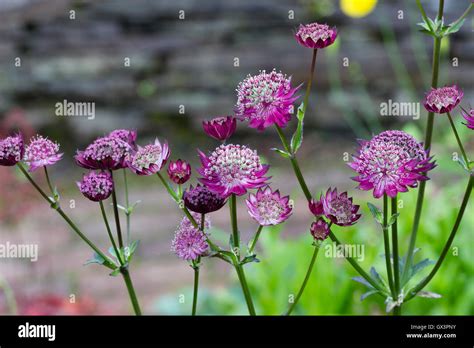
320,188,361,226
171,214,210,261
295,22,337,49
75,136,131,170
461,108,474,130
423,85,463,114
310,218,330,241
235,69,299,131
77,171,113,202
349,130,436,198
246,186,293,226
197,144,270,198
167,159,191,184
184,184,226,214
24,135,63,172
127,138,170,176
108,129,137,149
203,116,237,141
0,133,24,166
308,198,324,216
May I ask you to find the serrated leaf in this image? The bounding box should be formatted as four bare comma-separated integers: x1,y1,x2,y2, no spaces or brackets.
417,291,442,299
290,102,305,154
361,290,378,301
271,148,291,158
352,276,375,290
367,203,383,225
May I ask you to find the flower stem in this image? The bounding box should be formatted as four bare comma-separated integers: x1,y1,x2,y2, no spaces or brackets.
110,171,124,249
123,169,131,246
120,267,142,315
275,124,312,201
229,193,256,315
405,175,473,302
17,163,115,270
43,167,55,195
402,0,444,285
447,111,469,167
383,194,396,298
285,244,320,316
99,200,123,265
391,196,401,314
248,225,263,255
192,261,200,316
302,49,318,116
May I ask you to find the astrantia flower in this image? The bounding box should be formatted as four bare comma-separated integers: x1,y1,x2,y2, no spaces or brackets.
75,136,131,170
320,188,361,226
171,214,210,261
127,139,170,176
461,108,474,130
203,116,237,141
198,144,270,198
235,69,299,131
295,22,337,49
24,135,63,172
0,134,24,166
423,85,463,114
167,159,191,184
246,186,292,226
308,198,324,216
77,171,113,202
349,130,436,198
310,218,330,241
108,129,137,149
183,184,226,214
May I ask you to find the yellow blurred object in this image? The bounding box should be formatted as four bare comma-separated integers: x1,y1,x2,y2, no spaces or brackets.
340,0,378,18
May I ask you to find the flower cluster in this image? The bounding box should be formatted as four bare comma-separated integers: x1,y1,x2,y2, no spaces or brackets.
171,214,210,261
295,22,338,49
246,186,292,226
184,184,226,214
167,159,191,184
203,116,237,141
349,130,436,198
462,108,474,130
109,129,137,148
235,69,299,131
24,135,63,172
198,144,269,197
127,139,169,175
75,136,131,171
77,171,114,202
0,134,24,166
423,85,463,114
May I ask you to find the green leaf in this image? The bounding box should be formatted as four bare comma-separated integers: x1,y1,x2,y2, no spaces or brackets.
367,203,383,225
109,267,121,277
370,267,388,289
361,290,379,301
290,102,305,154
352,276,375,290
241,254,260,265
387,213,400,227
84,252,105,266
125,240,140,262
444,18,465,35
271,148,291,159
417,291,442,299
411,258,435,278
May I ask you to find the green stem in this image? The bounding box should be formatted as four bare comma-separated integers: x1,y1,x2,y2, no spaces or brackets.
0,275,17,315
248,225,263,255
275,125,312,201
402,0,444,285
110,171,124,249
391,196,400,307
43,167,55,195
99,201,123,265
192,262,200,316
285,244,320,315
17,163,115,269
383,194,396,298
447,111,469,167
234,263,256,316
405,175,473,302
302,48,318,116
123,169,131,246
120,267,142,315
329,232,388,296
393,306,401,316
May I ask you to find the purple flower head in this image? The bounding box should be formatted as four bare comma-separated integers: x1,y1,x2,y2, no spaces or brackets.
203,116,237,141
75,136,131,171
308,198,324,216
0,133,24,166
310,218,330,241
77,171,113,202
349,130,436,198
461,108,474,130
246,186,292,226
167,159,191,184
127,138,170,176
197,144,270,198
24,135,63,172
423,85,463,114
183,184,227,214
171,214,210,261
295,22,338,49
108,129,137,149
320,188,361,226
235,69,299,131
